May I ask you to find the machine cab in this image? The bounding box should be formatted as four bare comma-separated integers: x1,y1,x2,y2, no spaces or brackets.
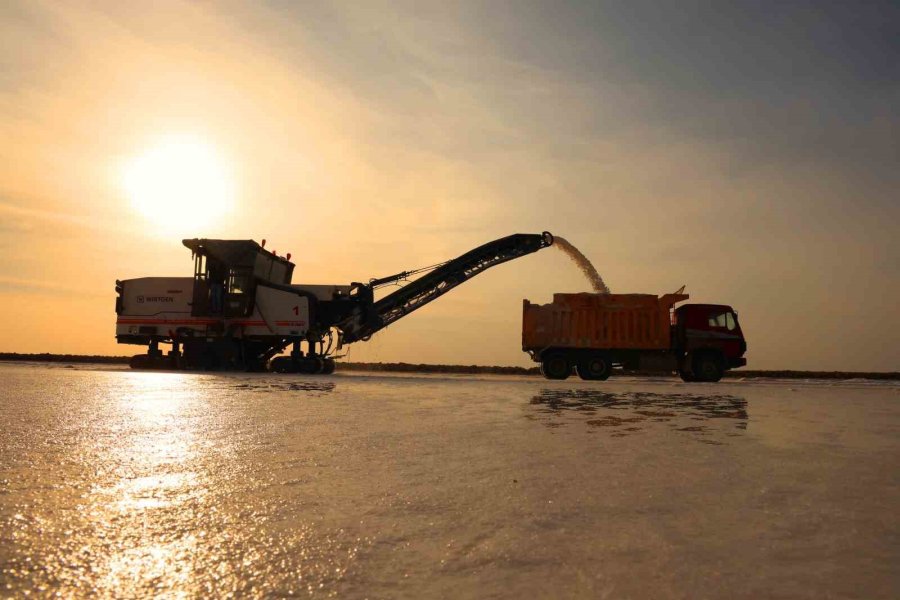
674,304,747,367
182,239,295,318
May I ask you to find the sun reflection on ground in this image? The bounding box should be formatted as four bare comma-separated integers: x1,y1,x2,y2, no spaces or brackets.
87,372,204,596
2,368,370,596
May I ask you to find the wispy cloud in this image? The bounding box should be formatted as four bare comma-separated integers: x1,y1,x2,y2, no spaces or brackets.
0,202,95,228
0,0,896,368
0,275,106,297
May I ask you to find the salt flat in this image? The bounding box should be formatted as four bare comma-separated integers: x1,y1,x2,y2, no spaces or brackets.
1,363,897,598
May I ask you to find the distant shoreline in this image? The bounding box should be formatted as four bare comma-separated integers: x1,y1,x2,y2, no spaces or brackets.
1,353,897,380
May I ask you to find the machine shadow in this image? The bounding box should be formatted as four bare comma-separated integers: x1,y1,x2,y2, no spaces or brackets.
231,379,336,395
527,388,748,444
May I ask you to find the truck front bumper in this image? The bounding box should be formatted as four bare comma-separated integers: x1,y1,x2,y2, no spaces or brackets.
729,357,747,368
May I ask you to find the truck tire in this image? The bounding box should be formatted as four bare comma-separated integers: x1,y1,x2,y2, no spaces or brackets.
541,354,571,380
577,355,612,381
678,369,696,382
693,352,724,382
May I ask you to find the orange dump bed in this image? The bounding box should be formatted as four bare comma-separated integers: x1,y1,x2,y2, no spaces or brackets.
522,292,689,351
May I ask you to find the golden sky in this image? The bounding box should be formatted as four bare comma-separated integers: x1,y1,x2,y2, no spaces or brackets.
1,1,897,370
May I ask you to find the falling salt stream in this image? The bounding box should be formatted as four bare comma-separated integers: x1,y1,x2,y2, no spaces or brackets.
553,236,611,294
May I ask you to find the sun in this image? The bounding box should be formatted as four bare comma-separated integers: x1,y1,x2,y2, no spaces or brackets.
122,135,235,232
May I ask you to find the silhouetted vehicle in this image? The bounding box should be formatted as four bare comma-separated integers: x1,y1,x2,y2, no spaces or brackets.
115,232,554,372
522,291,746,382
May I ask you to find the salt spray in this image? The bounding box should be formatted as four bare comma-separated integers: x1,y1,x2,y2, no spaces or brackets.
553,237,610,294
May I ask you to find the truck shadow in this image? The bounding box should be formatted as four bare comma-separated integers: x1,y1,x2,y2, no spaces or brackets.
528,389,747,444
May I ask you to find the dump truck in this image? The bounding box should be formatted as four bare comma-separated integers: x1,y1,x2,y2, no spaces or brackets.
116,232,554,372
522,291,747,382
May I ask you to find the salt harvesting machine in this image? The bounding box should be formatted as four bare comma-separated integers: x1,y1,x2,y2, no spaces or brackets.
115,232,555,373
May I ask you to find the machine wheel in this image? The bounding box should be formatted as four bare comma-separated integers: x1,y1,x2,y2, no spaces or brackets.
245,360,267,373
129,354,149,369
541,354,571,380
129,354,172,370
296,357,322,374
201,351,221,371
577,355,612,381
321,358,336,375
692,353,724,382
271,356,325,374
270,356,297,373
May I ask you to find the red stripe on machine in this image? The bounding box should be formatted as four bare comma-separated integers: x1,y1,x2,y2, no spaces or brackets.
117,318,220,325
118,318,306,327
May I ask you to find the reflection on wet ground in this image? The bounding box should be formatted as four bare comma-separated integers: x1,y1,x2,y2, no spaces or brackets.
3,365,899,598
528,388,747,443
232,379,336,394
0,371,356,597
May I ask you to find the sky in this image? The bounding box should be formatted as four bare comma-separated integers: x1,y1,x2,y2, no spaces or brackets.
0,1,897,371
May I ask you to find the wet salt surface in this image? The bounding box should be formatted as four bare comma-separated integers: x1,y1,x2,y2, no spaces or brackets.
1,363,898,598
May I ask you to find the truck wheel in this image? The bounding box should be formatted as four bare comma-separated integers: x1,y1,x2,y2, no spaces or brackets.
678,369,696,382
693,353,724,382
541,354,571,380
577,356,612,381
321,358,336,374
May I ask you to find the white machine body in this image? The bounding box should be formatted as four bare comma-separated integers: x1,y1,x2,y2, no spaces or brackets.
116,277,316,338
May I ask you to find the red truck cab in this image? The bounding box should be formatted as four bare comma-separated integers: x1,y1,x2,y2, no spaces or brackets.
673,304,747,381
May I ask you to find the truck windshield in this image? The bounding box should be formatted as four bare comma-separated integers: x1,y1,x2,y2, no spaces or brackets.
709,311,738,331
708,313,727,328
